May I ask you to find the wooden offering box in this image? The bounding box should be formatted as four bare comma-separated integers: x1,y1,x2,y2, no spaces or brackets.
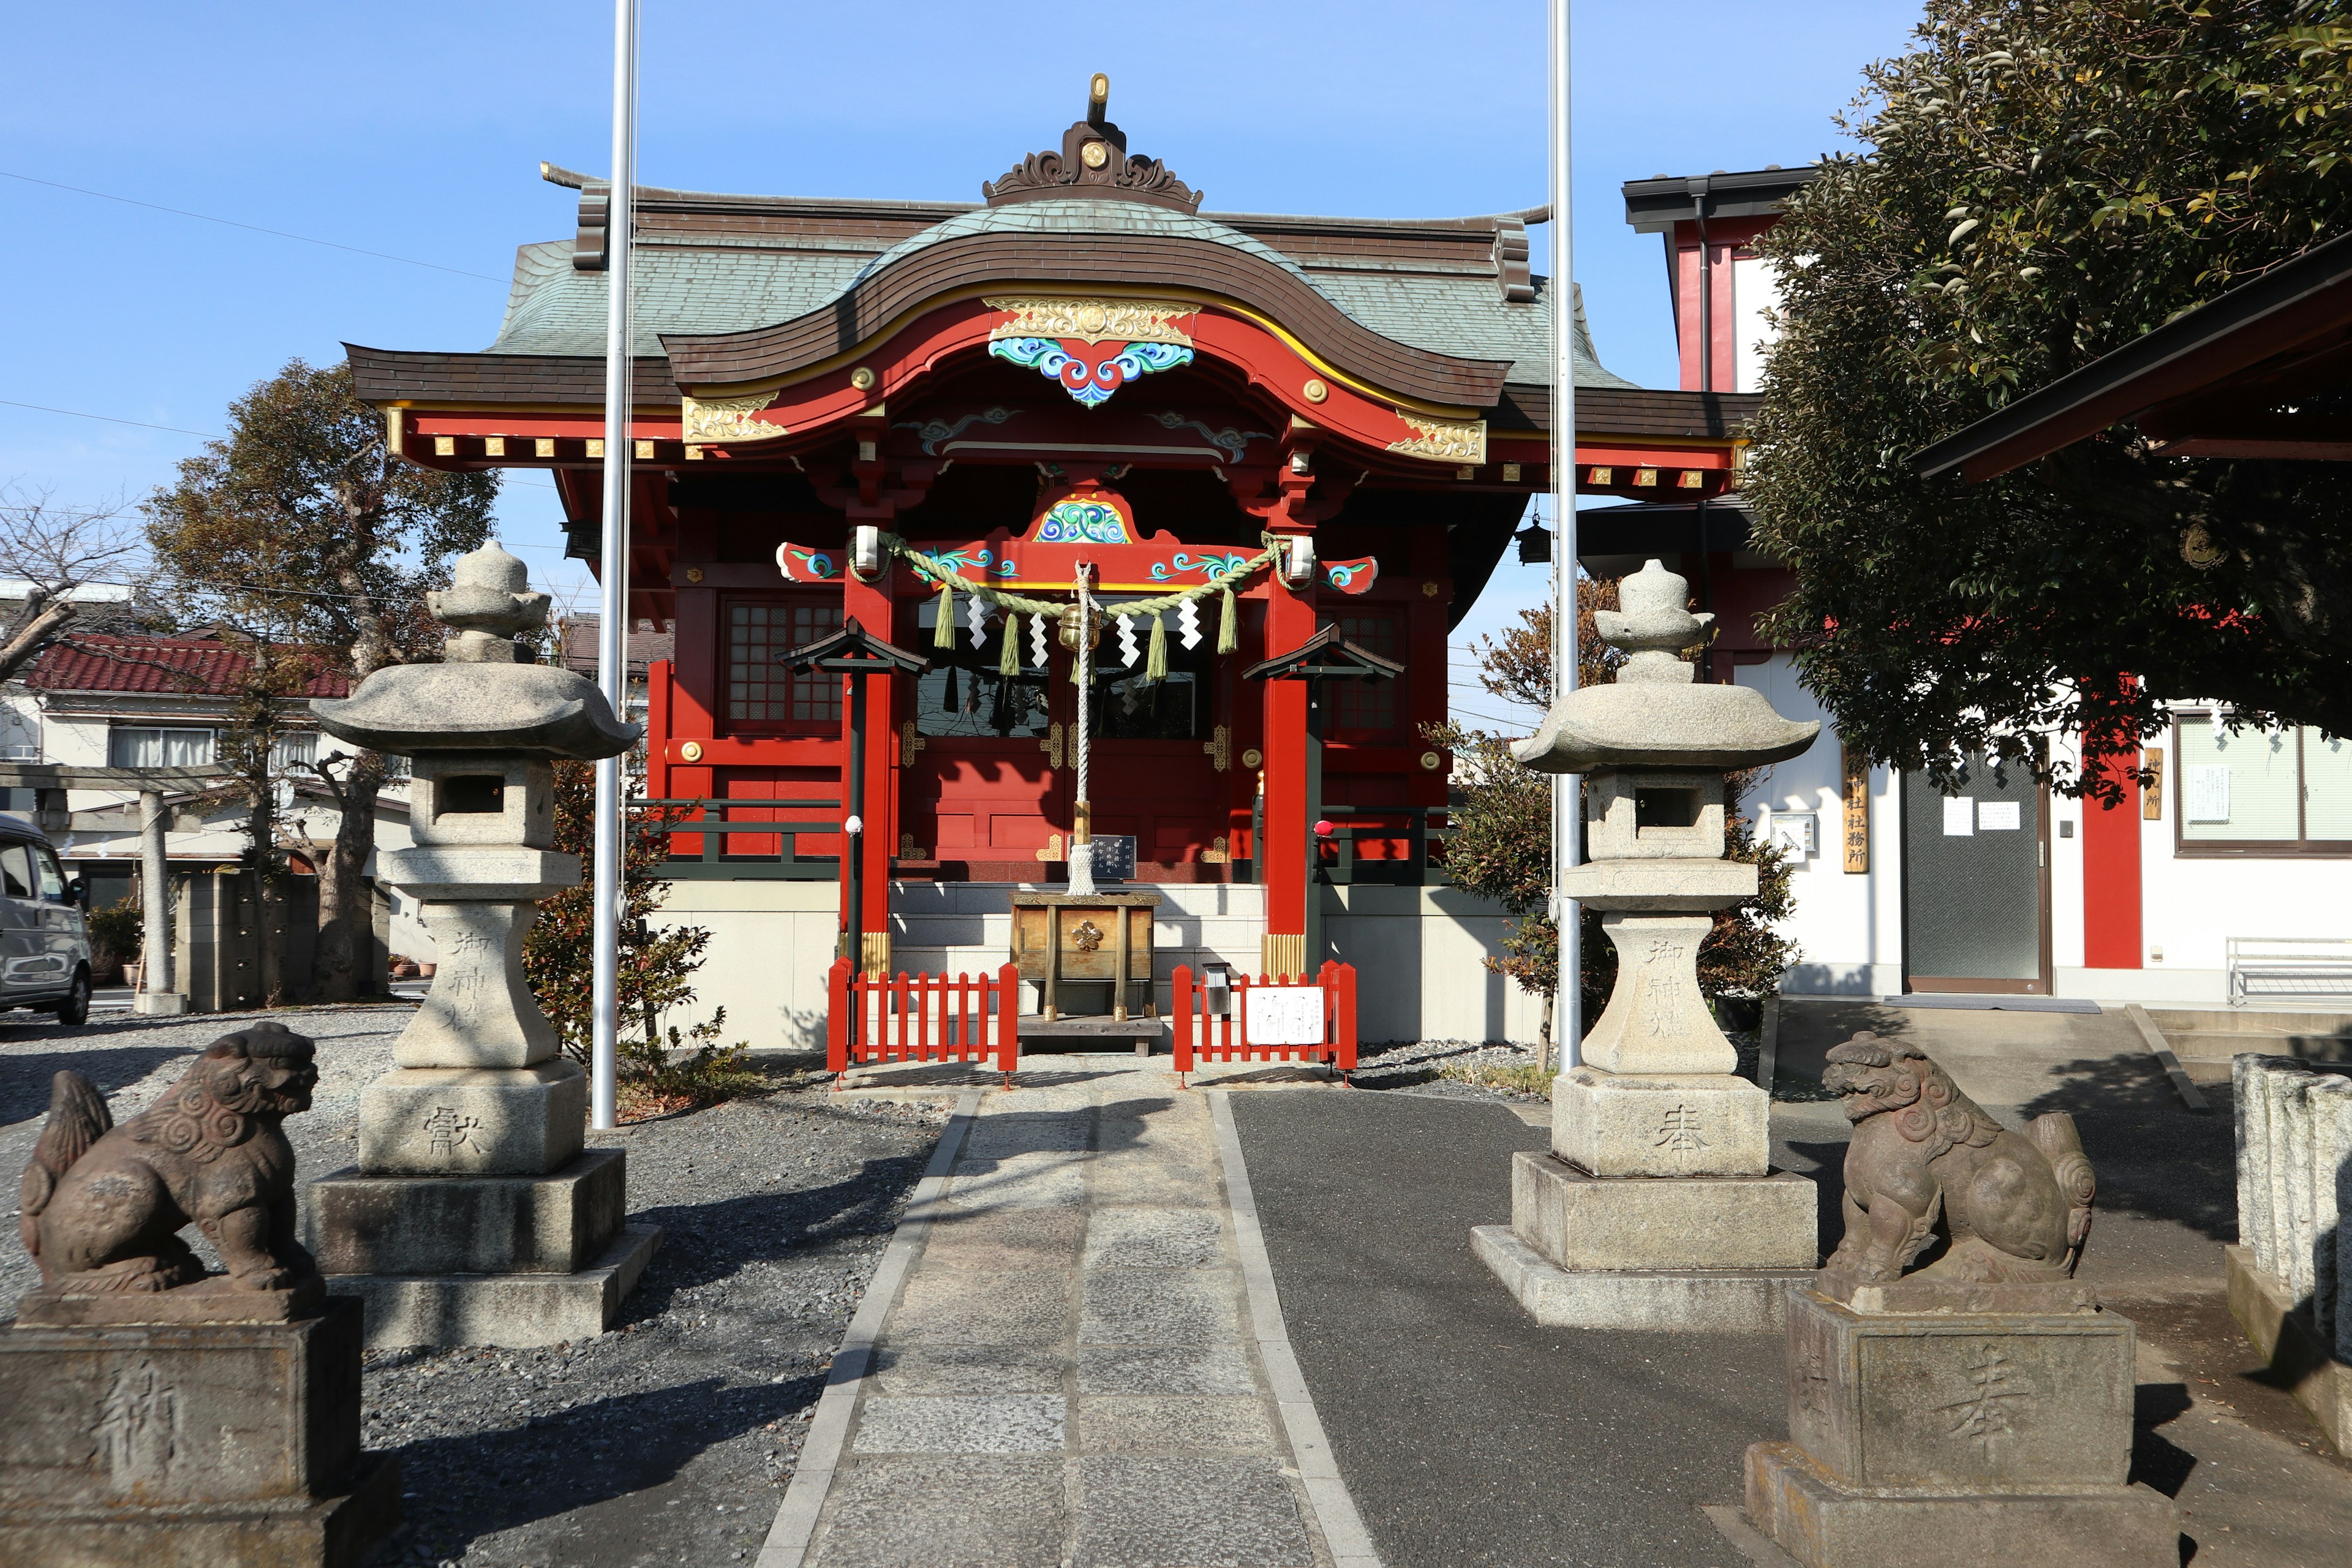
1011,891,1161,1020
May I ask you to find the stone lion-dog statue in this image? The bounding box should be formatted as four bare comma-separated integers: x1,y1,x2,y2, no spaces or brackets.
1822,1031,2096,1285
18,1022,320,1300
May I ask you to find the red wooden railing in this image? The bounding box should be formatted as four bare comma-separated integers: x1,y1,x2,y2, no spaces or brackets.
827,959,1021,1084
1169,962,1357,1079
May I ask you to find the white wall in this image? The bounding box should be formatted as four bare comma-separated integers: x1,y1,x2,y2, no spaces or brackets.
1731,252,1782,394
1733,654,1901,997
647,876,1548,1053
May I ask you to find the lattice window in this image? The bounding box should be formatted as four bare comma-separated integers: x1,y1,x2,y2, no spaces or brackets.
1329,608,1403,737
727,601,843,728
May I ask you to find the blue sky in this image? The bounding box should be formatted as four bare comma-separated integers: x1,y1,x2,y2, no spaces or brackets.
1,1,1917,720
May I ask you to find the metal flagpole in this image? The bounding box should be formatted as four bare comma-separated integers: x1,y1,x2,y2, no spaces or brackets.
1549,0,1583,1071
591,0,638,1131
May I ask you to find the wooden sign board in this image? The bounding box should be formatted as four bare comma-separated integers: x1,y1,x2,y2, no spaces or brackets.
1244,985,1326,1046
2143,747,2165,820
1841,746,1870,874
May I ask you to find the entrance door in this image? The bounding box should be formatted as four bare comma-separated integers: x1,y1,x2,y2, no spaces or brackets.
1901,754,2051,993
903,603,1063,869
1079,606,1226,870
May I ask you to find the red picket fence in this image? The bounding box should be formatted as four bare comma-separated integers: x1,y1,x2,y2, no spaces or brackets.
827,959,1021,1084
1169,961,1357,1078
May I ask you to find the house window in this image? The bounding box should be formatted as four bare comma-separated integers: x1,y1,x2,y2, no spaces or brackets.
726,601,843,729
2176,715,2352,855
271,731,320,774
0,698,37,761
108,726,217,767
1328,608,1403,739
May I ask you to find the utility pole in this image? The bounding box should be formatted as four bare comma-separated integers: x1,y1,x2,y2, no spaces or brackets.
590,0,638,1131
1549,0,1583,1071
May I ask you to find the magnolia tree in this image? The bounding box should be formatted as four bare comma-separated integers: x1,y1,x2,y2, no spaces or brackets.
1749,0,2352,796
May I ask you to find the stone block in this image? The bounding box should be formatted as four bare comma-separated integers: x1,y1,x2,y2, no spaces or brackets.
407,756,554,848
132,992,189,1017
1509,1152,1815,1272
2225,1242,2352,1454
306,1147,625,1275
1744,1441,2176,1568
358,1059,586,1175
1472,1224,1809,1332
1559,856,1757,913
0,1300,364,1509
390,901,563,1069
1577,913,1744,1072
0,1452,399,1568
1553,1066,1768,1176
375,846,579,902
1783,1290,2135,1491
327,1223,660,1349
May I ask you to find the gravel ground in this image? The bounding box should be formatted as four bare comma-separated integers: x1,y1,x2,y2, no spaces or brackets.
1352,1028,1765,1103
2,1004,948,1568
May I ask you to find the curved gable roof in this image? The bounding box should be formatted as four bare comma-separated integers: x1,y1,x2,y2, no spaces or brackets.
658,197,1515,410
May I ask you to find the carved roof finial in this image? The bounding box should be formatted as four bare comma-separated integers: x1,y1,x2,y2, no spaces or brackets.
983,74,1203,214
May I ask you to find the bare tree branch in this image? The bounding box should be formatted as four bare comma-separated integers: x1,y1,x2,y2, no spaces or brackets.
0,483,154,683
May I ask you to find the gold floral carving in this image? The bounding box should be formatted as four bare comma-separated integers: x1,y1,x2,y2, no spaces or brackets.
1386,414,1488,466
681,391,788,444
986,296,1195,347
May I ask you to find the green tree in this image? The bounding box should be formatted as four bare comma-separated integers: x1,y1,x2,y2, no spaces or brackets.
1749,0,2352,797
521,756,755,1111
145,358,497,998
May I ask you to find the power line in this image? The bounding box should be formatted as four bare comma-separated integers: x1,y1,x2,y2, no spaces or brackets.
0,170,508,283
0,399,217,439
0,397,560,493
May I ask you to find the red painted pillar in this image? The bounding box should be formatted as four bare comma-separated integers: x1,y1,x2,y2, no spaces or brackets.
840,563,897,965
2081,749,2143,970
1260,558,1316,974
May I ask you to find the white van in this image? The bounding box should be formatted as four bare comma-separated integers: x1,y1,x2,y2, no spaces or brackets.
0,814,92,1025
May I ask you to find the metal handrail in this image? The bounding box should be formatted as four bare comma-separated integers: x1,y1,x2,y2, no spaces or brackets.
629,796,843,880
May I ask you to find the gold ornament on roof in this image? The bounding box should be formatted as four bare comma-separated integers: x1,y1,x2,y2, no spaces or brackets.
1386,413,1488,466
681,391,788,444
986,296,1196,347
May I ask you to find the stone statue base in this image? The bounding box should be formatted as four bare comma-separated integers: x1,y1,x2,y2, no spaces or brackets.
358,1058,587,1175
1553,1065,1769,1177
1473,1151,1816,1332
15,1274,323,1328
1474,1058,1819,1332
1740,1290,2176,1567
0,1298,398,1567
307,1149,660,1348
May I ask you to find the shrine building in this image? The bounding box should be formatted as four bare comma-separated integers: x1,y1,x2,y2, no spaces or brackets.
348,80,1751,1049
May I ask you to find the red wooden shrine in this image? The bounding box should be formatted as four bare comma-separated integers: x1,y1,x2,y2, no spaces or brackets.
350,79,1752,978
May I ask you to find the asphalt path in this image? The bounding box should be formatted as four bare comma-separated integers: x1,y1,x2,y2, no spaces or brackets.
1231,1090,1778,1568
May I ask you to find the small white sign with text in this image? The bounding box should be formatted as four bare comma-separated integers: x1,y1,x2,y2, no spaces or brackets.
1977,801,2021,831
1942,796,1975,837
1244,986,1325,1047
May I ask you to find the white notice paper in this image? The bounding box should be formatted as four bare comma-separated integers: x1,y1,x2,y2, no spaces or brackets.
1244,986,1326,1047
1978,801,2021,831
2187,764,2231,823
1942,796,1975,836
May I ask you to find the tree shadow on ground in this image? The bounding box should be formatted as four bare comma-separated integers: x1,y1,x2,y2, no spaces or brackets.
391,1371,821,1549
2019,1054,2237,1242
0,1045,192,1129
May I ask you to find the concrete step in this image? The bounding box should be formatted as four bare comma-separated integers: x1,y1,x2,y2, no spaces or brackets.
2161,1029,2352,1064
2146,1006,2352,1036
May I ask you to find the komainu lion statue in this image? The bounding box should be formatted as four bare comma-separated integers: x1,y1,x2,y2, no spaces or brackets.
1822,1031,2096,1285
18,1022,320,1297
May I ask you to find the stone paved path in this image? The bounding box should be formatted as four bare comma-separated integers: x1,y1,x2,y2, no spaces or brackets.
756,1068,1377,1568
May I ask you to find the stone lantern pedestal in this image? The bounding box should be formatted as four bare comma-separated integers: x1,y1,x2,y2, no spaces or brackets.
302,545,660,1348
1473,560,1821,1330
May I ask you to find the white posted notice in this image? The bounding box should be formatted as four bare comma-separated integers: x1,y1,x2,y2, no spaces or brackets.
1942,796,1975,836
1244,986,1326,1047
1978,801,2021,831
2186,764,2231,823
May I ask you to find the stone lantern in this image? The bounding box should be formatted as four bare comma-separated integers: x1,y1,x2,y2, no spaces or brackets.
303,543,660,1346
1474,558,1823,1329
